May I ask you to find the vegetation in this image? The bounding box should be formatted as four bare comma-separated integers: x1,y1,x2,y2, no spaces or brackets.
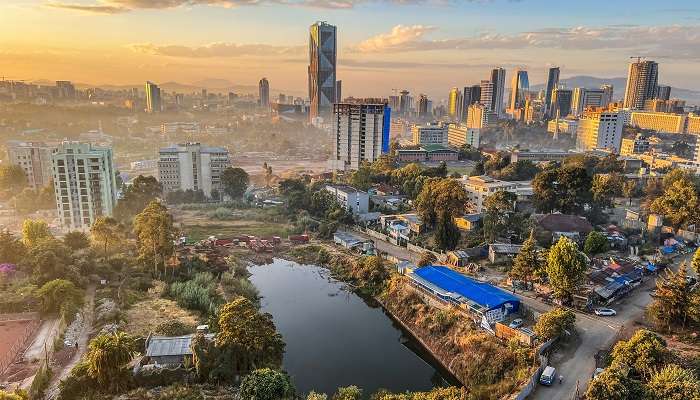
545,236,588,303
650,169,700,229
168,272,223,315
584,231,609,256
238,368,295,400
221,167,250,199
63,231,91,251
533,308,576,340
415,178,467,229
114,175,162,222
647,262,700,331
133,201,176,277
36,278,83,315
91,216,124,260
482,191,523,243
508,230,543,285
533,164,592,214
21,219,52,247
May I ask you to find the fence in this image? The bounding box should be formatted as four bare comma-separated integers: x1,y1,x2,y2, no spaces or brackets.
513,337,557,400
0,317,42,376
0,312,40,322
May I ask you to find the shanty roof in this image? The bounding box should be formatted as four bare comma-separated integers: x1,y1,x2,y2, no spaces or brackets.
533,214,593,234
146,334,215,357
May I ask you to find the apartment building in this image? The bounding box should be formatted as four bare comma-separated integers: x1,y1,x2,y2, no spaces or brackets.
6,141,55,188
447,124,480,148
324,184,369,215
52,141,118,230
158,143,231,197
329,102,390,171
629,111,686,134
461,175,518,213
576,111,624,153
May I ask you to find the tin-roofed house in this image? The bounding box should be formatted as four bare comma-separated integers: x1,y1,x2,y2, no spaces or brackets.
143,333,215,367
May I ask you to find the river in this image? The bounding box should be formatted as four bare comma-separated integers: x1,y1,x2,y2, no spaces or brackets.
248,258,453,396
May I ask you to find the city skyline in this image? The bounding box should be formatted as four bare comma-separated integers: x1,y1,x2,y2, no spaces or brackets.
2,1,700,98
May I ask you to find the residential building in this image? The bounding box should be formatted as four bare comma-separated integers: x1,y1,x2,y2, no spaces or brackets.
508,69,529,114
547,118,579,135
329,101,390,171
623,60,659,109
448,87,462,121
411,124,448,146
543,67,560,118
324,185,369,215
490,67,506,116
688,114,700,135
145,81,162,113
629,111,686,133
158,143,231,197
309,21,337,120
447,124,480,148
462,85,481,122
462,175,518,213
531,213,593,245
488,244,524,264
258,77,270,108
56,81,76,100
160,122,201,135
52,141,118,230
479,80,494,112
576,111,624,153
6,141,55,188
620,135,651,156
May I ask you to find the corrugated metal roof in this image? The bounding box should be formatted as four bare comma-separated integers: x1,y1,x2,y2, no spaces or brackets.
146,334,215,357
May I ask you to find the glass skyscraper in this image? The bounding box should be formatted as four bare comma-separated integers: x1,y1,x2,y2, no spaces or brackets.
509,69,529,113
309,21,337,120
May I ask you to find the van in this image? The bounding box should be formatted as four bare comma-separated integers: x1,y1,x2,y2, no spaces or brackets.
540,366,556,386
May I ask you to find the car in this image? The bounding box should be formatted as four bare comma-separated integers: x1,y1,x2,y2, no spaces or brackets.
509,318,524,329
540,366,556,386
594,308,617,316
592,368,605,379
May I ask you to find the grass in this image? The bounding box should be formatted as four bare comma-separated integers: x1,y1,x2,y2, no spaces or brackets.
182,223,290,241
124,282,201,338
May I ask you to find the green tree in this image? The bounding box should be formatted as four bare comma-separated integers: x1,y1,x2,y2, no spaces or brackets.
650,178,700,229
0,230,27,264
113,175,162,222
692,247,700,276
557,165,593,214
0,165,27,193
36,279,83,315
307,392,328,400
584,231,609,256
509,230,541,285
482,191,521,243
610,329,670,380
591,173,623,208
470,161,485,176
26,239,77,284
91,216,123,260
133,201,175,277
21,219,52,248
645,364,700,400
239,368,295,400
417,252,437,267
350,162,373,191
221,167,250,199
333,386,362,400
532,169,559,213
622,180,639,206
647,262,700,331
585,368,646,400
415,178,467,229
0,389,28,400
533,308,576,340
63,231,91,251
545,236,588,303
85,332,136,390
434,210,460,251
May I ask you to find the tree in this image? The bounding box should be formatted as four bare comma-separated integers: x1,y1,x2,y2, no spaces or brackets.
482,191,520,242
85,332,136,390
26,239,77,284
239,368,295,400
133,201,175,277
350,163,373,191
647,262,699,331
509,230,540,285
417,252,437,267
0,230,26,264
645,364,700,400
591,173,622,209
263,162,273,188
545,236,588,303
215,296,285,377
532,169,559,213
36,279,83,315
221,167,249,199
651,178,700,229
113,175,162,222
91,216,123,260
470,161,485,176
622,180,639,206
610,329,670,380
584,231,609,256
434,210,460,251
21,219,52,248
63,231,91,251
692,247,700,277
0,165,27,193
557,165,593,214
307,392,328,400
333,386,362,400
585,368,646,400
533,308,576,340
415,178,467,229
0,389,28,400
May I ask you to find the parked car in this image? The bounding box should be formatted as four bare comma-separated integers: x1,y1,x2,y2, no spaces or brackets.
592,368,605,379
594,308,617,316
540,366,556,386
509,318,524,329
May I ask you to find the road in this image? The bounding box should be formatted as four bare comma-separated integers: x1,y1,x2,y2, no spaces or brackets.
529,251,694,400
350,229,422,264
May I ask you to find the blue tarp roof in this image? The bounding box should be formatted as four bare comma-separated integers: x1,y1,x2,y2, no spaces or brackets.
413,265,520,310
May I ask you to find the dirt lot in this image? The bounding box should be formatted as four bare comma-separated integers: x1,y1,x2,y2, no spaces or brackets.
0,320,33,362
172,208,292,241
124,283,201,338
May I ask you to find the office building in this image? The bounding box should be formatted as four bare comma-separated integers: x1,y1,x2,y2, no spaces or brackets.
687,114,700,135
329,101,390,171
462,85,481,122
550,88,573,118
418,94,429,119
544,67,560,118
601,84,614,106
52,141,118,230
56,81,76,100
629,111,686,133
656,85,671,101
509,69,529,114
623,60,659,109
145,81,162,113
576,111,624,153
399,90,412,116
448,88,462,121
6,141,55,188
158,143,231,198
447,124,480,148
466,103,492,129
620,134,651,156
259,78,270,108
412,124,448,146
462,175,519,213
547,118,578,135
490,68,506,116
572,88,608,117
336,80,342,102
309,21,337,120
480,80,494,112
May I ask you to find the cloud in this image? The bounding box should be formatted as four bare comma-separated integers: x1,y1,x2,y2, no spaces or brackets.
350,24,700,60
128,42,304,58
46,0,437,13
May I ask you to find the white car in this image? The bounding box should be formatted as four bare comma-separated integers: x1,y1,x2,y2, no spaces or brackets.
594,308,617,316
509,318,524,329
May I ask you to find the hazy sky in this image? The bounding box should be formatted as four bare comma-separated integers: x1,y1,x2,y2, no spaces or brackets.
2,0,700,98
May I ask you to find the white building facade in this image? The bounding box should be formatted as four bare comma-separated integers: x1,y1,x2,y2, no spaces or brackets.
576,111,624,153
329,102,390,171
158,143,231,197
6,141,55,188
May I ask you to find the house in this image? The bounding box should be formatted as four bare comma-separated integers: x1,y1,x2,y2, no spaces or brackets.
488,243,524,264
334,231,367,250
380,214,424,236
454,213,482,231
446,250,469,268
324,185,369,215
531,213,593,245
461,175,519,213
144,334,215,367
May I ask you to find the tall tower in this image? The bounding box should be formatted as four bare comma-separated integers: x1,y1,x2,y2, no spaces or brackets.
462,85,481,123
145,81,161,113
623,60,658,110
490,68,506,116
258,77,270,108
448,87,462,121
309,21,337,120
509,69,529,113
544,67,560,118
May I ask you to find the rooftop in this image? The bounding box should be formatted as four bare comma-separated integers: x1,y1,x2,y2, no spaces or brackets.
533,213,593,234
146,334,215,357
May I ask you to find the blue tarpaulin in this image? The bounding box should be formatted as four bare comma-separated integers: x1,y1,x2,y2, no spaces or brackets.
661,246,675,254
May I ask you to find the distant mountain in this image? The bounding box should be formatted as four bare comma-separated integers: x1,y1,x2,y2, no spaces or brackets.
531,75,700,104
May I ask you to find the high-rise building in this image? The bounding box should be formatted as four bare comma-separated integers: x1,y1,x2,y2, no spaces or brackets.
544,67,560,118
52,141,118,230
258,77,270,108
576,111,624,153
336,80,342,103
462,85,481,123
466,103,492,129
56,81,76,100
623,60,659,110
309,21,337,120
509,69,529,114
448,87,462,121
399,90,412,115
479,80,494,112
418,94,429,119
601,84,614,107
447,124,480,148
656,85,671,101
145,81,161,113
490,68,506,116
6,141,55,188
158,143,231,198
550,88,573,118
329,101,390,171
572,88,609,117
